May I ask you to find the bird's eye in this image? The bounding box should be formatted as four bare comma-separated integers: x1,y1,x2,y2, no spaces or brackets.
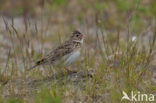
76,34,80,37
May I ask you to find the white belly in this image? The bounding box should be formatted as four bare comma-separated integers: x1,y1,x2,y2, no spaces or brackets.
64,50,80,67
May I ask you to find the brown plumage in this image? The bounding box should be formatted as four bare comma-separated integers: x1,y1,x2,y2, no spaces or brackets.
28,30,84,70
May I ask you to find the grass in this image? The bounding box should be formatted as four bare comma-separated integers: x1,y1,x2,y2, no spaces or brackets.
0,0,156,103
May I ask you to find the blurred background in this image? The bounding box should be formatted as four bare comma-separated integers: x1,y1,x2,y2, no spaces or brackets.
0,0,155,31
0,0,156,103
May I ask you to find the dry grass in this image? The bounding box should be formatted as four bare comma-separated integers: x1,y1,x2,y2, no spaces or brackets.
0,0,156,103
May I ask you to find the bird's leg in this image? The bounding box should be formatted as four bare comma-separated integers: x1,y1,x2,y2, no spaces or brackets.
66,67,77,74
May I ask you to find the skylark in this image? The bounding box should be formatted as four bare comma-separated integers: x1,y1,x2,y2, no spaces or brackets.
28,30,85,71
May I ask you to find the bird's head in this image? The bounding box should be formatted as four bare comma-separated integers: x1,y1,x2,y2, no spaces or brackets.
70,30,85,44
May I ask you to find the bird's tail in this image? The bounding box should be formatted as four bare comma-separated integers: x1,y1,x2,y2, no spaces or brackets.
27,58,46,71
27,64,39,71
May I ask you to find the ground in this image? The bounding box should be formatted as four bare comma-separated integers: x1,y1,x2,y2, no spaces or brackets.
0,0,156,103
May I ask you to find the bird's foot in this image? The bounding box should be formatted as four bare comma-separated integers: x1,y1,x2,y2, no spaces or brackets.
66,69,77,74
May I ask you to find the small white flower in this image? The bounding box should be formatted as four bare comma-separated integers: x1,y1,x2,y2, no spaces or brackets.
132,36,137,42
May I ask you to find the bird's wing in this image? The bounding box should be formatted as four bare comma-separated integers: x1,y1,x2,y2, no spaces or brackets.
27,41,78,70
39,41,75,65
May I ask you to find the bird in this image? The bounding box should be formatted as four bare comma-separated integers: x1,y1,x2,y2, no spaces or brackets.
27,30,85,71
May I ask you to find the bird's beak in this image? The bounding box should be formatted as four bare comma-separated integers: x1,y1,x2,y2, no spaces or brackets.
83,34,86,38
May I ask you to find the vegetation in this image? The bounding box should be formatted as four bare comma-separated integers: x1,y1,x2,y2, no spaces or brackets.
0,0,156,103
